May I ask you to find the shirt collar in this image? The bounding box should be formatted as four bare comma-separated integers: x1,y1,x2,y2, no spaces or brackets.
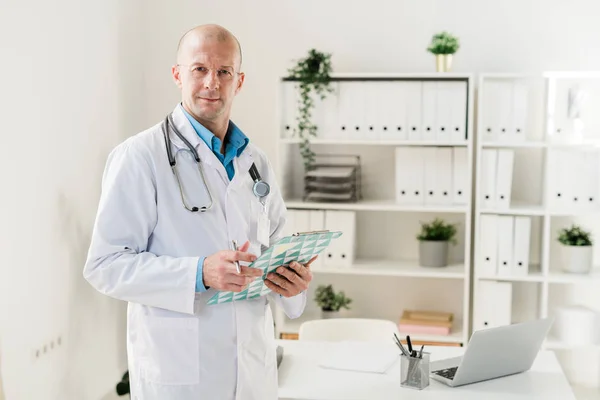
180,104,249,159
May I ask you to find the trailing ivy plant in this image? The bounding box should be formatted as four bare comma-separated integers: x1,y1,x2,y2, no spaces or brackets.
287,49,333,169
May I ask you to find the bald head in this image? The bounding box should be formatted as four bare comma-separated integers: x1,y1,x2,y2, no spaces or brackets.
176,24,242,69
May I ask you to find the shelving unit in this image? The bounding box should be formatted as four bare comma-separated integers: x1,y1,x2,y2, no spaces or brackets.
273,73,475,346
472,72,600,387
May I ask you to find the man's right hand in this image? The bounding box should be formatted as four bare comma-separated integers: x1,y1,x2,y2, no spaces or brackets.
202,241,263,292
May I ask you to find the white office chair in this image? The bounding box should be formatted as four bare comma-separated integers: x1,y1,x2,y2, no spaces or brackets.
298,318,399,342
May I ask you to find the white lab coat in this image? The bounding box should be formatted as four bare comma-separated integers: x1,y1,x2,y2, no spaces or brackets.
83,104,306,400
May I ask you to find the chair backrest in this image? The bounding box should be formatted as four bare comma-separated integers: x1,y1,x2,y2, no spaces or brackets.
298,318,399,342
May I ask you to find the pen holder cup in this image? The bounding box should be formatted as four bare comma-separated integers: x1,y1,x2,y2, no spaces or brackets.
400,352,430,390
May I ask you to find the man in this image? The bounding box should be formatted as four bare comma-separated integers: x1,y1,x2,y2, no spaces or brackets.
83,24,313,399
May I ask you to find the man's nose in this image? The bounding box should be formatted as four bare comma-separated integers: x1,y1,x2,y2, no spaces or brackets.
203,70,219,91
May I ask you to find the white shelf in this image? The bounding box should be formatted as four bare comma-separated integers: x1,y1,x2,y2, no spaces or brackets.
478,271,545,283
280,138,469,147
481,141,546,149
285,199,468,213
312,259,465,279
479,203,545,216
546,270,600,284
277,313,465,345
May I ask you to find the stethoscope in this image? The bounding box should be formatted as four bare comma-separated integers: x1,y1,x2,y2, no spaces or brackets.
162,112,270,212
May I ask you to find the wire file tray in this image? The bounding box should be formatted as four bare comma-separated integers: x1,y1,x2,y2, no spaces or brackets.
303,154,362,202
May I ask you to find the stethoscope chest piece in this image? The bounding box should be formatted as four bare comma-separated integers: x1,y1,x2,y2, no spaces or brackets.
253,180,270,198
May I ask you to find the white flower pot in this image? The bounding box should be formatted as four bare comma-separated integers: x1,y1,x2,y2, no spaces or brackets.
560,244,593,274
321,310,340,319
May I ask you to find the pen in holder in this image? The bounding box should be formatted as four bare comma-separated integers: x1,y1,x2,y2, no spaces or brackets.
400,352,430,390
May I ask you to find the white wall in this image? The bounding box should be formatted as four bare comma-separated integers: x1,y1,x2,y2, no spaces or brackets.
140,0,600,164
0,0,146,398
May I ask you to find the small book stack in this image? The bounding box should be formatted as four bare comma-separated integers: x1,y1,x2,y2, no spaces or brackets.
398,310,453,336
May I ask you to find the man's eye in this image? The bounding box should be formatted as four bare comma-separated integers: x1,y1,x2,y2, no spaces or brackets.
194,67,207,72
218,70,232,75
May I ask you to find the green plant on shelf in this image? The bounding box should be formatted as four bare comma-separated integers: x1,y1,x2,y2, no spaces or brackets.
427,31,460,55
314,284,352,312
417,218,458,245
557,224,592,246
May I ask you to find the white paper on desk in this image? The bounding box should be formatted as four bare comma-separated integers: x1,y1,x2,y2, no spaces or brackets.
317,341,398,374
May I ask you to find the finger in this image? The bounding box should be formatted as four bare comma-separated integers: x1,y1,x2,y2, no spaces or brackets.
275,266,302,285
266,272,295,292
225,250,257,263
286,261,310,280
224,283,248,293
305,255,318,268
239,265,264,278
264,279,291,297
226,273,255,286
239,240,250,252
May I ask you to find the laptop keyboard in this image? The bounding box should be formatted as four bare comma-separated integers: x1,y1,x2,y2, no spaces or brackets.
432,366,458,380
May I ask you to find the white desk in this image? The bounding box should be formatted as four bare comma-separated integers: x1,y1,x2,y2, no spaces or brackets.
276,339,576,400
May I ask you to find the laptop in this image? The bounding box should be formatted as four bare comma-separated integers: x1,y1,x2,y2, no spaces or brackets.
430,317,554,387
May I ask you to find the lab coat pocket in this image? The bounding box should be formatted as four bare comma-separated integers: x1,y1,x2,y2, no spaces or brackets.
140,317,199,385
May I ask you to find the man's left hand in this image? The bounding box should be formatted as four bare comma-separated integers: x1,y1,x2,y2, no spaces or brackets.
265,256,316,297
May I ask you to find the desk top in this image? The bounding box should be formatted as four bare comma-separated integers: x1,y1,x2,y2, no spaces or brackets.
276,339,576,400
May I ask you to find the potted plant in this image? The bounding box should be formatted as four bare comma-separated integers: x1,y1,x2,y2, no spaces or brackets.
287,49,334,169
314,284,352,319
557,224,593,273
426,31,460,72
417,218,458,267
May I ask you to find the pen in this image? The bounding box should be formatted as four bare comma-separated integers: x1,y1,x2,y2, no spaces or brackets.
419,344,424,359
406,335,413,354
393,333,411,358
232,240,241,274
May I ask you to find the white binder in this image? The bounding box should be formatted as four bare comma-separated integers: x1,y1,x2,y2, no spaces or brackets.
512,216,531,276
408,147,425,204
423,147,438,205
495,81,513,142
406,82,422,141
480,149,498,209
497,216,514,276
481,81,498,142
395,147,412,204
474,281,512,331
551,81,571,140
282,81,298,138
421,81,437,141
436,147,453,205
385,82,408,141
323,210,355,268
450,81,468,142
585,150,599,210
478,214,498,276
548,149,568,210
435,82,458,142
452,147,468,204
495,149,514,209
313,82,339,140
512,82,528,142
363,81,382,141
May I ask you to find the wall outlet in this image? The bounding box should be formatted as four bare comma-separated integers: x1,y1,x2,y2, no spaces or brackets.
33,335,63,361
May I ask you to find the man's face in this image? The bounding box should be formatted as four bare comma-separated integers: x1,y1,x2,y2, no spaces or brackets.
173,38,244,123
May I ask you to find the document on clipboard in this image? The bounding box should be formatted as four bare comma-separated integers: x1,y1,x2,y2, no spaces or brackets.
207,230,343,305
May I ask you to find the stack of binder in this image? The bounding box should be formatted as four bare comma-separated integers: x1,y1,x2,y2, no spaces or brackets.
395,146,469,205
303,154,361,203
398,310,453,336
478,215,531,276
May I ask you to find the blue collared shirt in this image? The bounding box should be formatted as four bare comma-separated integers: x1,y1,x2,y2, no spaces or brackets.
181,105,250,292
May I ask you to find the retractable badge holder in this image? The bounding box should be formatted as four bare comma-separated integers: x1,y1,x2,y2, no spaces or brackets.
249,163,270,207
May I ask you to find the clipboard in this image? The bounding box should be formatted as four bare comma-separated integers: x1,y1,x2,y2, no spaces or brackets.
207,230,343,305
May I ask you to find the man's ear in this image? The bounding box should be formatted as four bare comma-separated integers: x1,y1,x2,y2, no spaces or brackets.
234,72,245,95
171,65,183,89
